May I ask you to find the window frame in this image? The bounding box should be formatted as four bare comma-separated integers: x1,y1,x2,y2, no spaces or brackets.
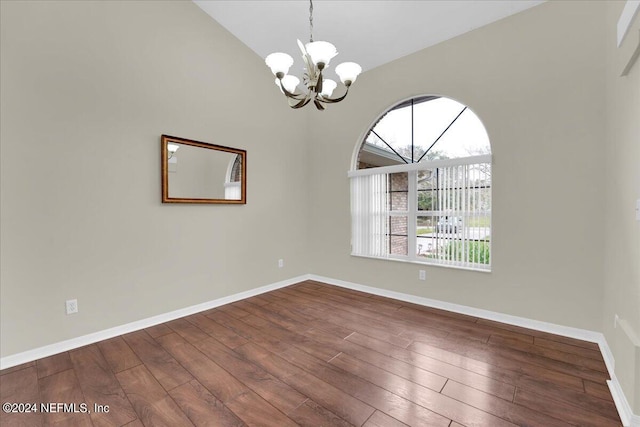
349,155,492,272
350,94,492,272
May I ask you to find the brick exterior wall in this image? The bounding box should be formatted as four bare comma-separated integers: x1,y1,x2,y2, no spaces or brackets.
389,173,408,255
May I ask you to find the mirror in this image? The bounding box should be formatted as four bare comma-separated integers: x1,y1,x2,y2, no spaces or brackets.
161,135,246,204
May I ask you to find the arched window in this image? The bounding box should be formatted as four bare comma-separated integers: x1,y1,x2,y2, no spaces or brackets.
350,96,492,271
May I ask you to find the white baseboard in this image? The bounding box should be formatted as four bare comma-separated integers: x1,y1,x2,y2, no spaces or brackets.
2,272,638,425
309,274,639,426
309,274,602,341
0,275,308,370
609,375,640,427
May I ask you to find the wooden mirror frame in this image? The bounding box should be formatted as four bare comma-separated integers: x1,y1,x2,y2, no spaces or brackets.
161,135,246,204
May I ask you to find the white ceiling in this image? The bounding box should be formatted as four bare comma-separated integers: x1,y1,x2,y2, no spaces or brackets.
194,0,544,73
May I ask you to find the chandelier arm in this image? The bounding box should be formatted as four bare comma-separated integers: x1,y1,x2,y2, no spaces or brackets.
315,71,323,94
313,99,325,110
317,85,350,104
288,94,313,109
284,91,307,101
278,79,306,100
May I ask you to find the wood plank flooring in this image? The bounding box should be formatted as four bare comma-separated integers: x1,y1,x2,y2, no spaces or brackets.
0,281,622,426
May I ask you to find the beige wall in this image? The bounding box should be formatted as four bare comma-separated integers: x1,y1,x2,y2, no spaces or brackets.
307,0,607,331
603,1,640,413
0,0,309,357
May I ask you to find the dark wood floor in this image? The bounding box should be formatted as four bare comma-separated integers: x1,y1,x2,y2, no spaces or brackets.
1,281,621,426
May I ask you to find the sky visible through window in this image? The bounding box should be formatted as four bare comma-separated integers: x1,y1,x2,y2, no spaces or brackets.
365,97,490,161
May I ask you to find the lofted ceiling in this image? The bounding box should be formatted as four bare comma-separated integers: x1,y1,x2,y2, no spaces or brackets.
194,0,544,73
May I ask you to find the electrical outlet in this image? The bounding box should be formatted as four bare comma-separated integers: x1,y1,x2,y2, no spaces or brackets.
419,270,426,281
278,259,284,268
66,299,78,315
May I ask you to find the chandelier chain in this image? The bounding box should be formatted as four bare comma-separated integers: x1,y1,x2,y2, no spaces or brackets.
309,0,314,42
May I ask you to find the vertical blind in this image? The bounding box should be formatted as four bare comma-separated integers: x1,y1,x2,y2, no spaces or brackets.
350,173,388,257
349,155,491,271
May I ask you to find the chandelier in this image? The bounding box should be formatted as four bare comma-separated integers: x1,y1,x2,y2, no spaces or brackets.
264,0,362,110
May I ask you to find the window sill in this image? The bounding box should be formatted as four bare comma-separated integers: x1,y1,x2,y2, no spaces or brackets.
350,253,492,273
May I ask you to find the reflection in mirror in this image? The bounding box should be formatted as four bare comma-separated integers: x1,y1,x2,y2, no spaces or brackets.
224,155,243,200
161,135,246,204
